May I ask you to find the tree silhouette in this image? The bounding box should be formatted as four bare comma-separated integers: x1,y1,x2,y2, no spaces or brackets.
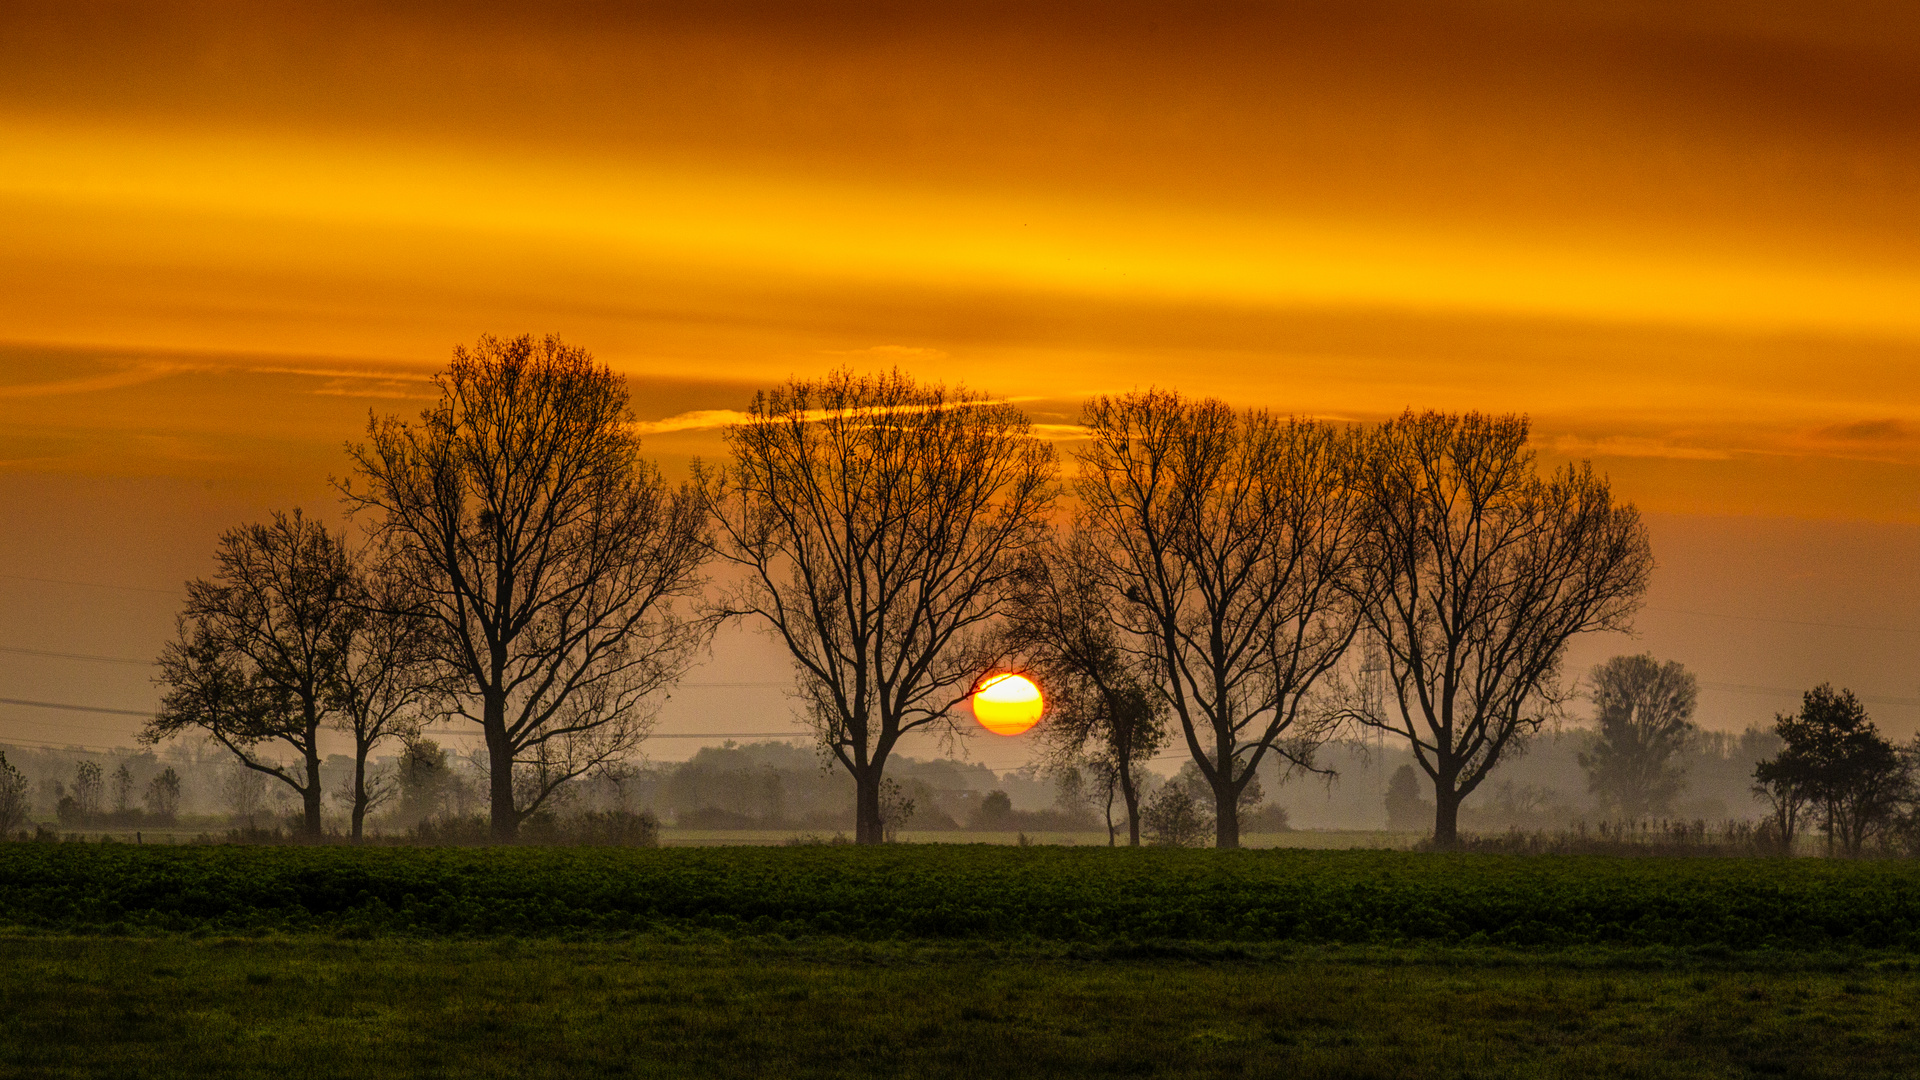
148,510,353,839
1755,685,1913,856
701,370,1056,844
143,767,182,821
1579,654,1698,817
1074,391,1363,848
345,335,712,841
1347,412,1652,847
330,560,435,840
1005,531,1169,845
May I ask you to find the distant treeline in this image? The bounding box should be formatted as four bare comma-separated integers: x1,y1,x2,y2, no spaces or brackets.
0,720,1824,845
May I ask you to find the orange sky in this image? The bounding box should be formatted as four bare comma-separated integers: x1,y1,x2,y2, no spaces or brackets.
2,1,1917,757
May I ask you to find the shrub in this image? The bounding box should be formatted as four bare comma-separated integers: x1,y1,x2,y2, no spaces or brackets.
1142,785,1211,847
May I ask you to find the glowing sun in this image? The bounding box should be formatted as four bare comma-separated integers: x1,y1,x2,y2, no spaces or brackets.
971,672,1044,736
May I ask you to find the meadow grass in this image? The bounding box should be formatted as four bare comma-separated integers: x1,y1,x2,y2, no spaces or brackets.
5,843,1919,1076
2,935,1916,1079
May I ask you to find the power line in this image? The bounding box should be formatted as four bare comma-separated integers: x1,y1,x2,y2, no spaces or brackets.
0,645,152,666
0,642,789,689
0,735,145,755
0,697,152,717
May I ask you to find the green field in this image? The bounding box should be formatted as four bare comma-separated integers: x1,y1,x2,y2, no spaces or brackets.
4,843,1918,1077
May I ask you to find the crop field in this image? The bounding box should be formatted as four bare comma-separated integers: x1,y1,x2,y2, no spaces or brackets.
5,843,1920,950
3,843,1919,1077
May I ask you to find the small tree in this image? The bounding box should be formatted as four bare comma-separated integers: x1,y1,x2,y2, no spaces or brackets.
345,334,711,841
331,563,433,840
878,778,915,843
143,767,182,821
148,509,353,839
73,761,103,820
1755,685,1912,856
1141,783,1211,847
223,762,267,829
702,370,1056,844
0,752,29,834
981,790,1017,829
111,764,134,815
1383,763,1432,831
395,738,452,830
1579,654,1698,818
1347,412,1652,846
1007,532,1169,846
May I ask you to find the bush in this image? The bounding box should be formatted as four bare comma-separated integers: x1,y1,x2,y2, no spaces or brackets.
1142,785,1211,847
411,811,661,847
525,810,660,847
1241,804,1292,832
675,807,767,830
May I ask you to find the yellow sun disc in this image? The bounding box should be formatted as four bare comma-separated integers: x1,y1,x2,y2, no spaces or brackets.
971,672,1044,736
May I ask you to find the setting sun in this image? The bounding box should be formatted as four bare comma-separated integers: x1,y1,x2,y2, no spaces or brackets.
971,673,1044,737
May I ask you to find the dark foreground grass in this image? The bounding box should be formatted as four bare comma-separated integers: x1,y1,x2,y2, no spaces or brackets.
2,935,1917,1079
7,843,1920,950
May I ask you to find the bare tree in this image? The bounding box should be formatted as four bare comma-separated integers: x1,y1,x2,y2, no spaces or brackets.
223,761,267,829
1074,391,1364,848
330,561,435,840
148,509,355,838
700,370,1057,844
1579,654,1698,817
1348,412,1652,846
342,334,712,840
1006,532,1169,845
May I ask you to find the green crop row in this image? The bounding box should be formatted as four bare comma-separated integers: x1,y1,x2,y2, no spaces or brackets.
3,843,1918,951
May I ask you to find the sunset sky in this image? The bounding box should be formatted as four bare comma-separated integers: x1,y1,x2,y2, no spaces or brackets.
3,1,1918,763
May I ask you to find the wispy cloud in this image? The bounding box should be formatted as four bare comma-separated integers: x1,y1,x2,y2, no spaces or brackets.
1549,434,1735,461
1814,418,1913,443
820,345,952,362
634,398,1056,437
0,360,204,399
633,409,756,435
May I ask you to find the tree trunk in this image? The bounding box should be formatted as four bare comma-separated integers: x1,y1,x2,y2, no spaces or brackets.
302,740,324,839
1214,780,1240,850
350,747,368,842
1104,784,1117,847
485,694,519,842
854,769,883,845
1432,786,1463,848
1120,758,1142,847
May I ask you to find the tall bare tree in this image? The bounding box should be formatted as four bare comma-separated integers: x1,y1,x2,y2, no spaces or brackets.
1075,391,1365,848
700,370,1056,844
1349,411,1652,846
1006,532,1169,845
148,509,353,838
342,334,711,841
1579,653,1698,818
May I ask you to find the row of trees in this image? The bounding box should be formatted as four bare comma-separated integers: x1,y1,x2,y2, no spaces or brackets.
152,335,1652,846
1008,396,1649,846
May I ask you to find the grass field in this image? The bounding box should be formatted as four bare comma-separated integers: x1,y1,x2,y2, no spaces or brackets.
3,936,1917,1078
4,843,1918,1077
